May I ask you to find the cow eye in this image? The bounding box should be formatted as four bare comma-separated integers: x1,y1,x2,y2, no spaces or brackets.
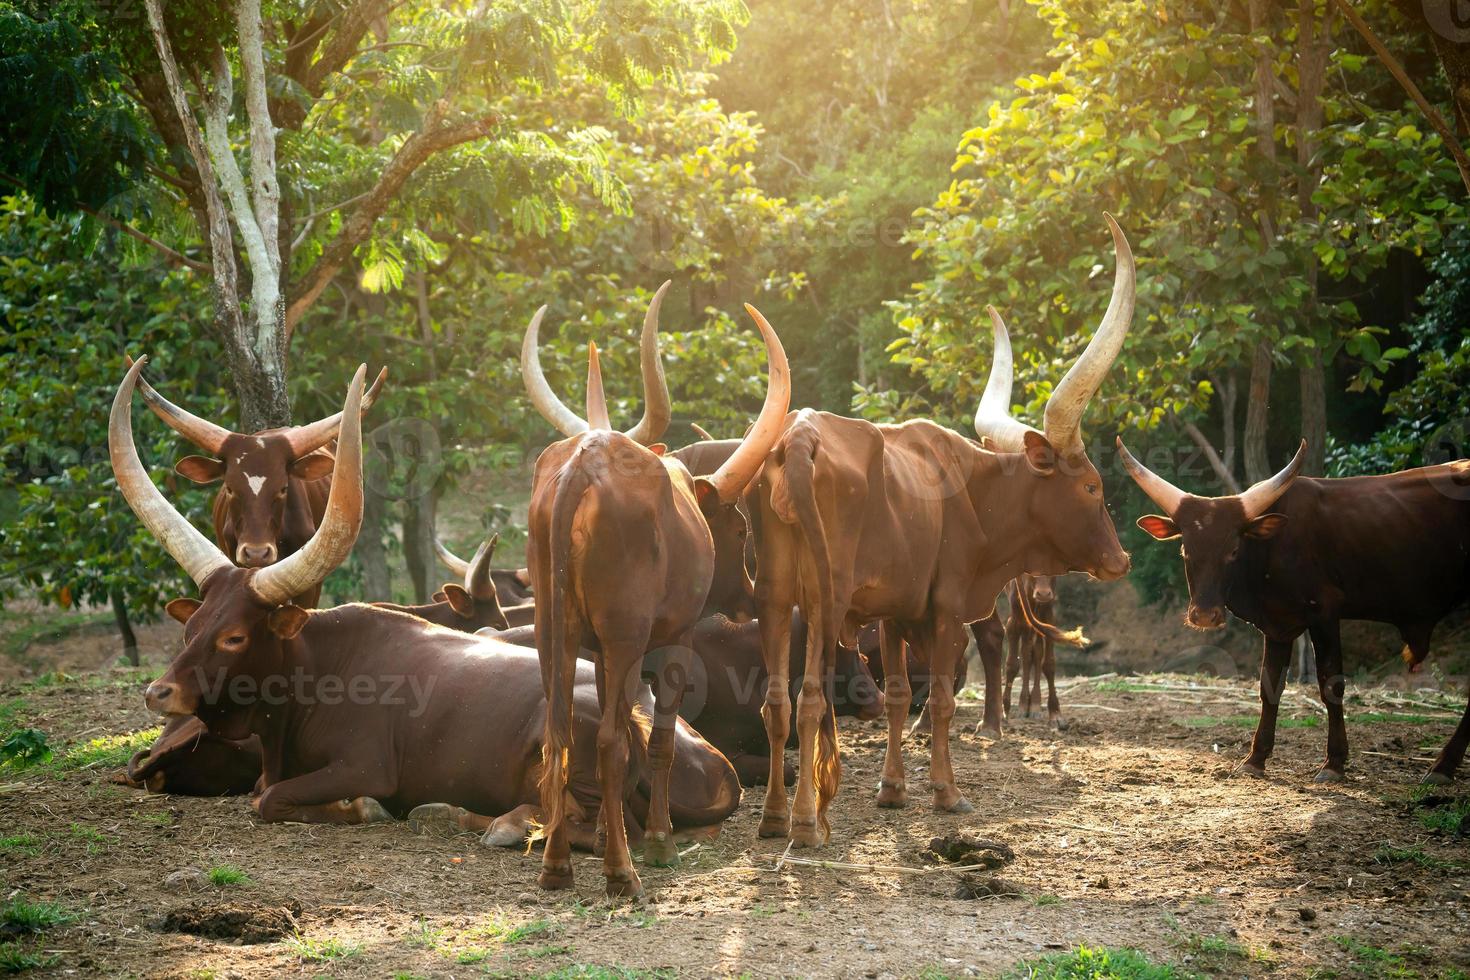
218,633,248,651
1085,483,1099,495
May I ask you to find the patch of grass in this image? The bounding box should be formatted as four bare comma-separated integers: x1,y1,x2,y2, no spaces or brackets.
287,934,360,963
1357,712,1436,725
1180,714,1317,729
130,809,174,827
1177,932,1248,960
1006,945,1194,979
406,919,446,950
445,916,558,964
0,898,75,934
207,864,249,887
1032,894,1062,906
0,940,56,975
524,945,573,960
526,968,677,980
66,823,114,854
0,834,41,857
1413,796,1470,835
56,727,161,771
0,610,111,660
1094,680,1158,694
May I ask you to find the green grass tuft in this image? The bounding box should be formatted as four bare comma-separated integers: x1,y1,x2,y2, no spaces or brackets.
56,728,161,771
287,934,360,962
0,834,41,857
1006,945,1194,979
0,940,56,975
207,864,249,887
0,898,75,934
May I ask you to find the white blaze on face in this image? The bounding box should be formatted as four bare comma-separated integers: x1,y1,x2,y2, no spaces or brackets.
246,474,267,496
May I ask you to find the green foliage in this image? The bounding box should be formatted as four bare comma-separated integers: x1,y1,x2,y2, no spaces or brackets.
1006,945,1194,979
288,934,360,963
0,898,74,934
0,728,51,769
207,864,249,887
0,941,55,974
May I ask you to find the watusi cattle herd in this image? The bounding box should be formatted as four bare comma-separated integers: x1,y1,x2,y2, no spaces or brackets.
102,217,1470,900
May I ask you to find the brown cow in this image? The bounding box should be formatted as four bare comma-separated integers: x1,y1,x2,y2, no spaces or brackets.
436,537,534,606
1119,437,1470,784
124,355,385,605
1003,574,1089,729
111,359,739,841
376,533,511,632
522,283,789,896
748,215,1134,846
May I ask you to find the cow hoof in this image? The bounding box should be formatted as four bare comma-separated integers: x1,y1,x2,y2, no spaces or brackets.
605,872,643,899
789,820,822,849
1313,768,1345,784
758,812,790,839
1421,770,1454,786
1052,717,1068,732
353,797,393,823
975,724,1002,741
408,803,469,837
643,834,679,868
1239,760,1267,779
936,795,973,814
875,780,907,808
481,824,525,848
538,862,574,891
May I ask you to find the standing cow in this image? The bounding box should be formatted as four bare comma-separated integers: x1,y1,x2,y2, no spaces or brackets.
522,283,790,897
1003,574,1089,729
1119,438,1470,784
748,215,1135,846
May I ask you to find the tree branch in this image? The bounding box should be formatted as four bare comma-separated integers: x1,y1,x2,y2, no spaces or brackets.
284,109,497,338
304,0,394,96
237,0,282,285
1183,421,1243,494
1332,0,1470,194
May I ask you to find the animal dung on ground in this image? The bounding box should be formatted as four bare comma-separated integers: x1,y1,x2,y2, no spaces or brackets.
923,832,1014,868
154,901,301,944
953,874,1024,900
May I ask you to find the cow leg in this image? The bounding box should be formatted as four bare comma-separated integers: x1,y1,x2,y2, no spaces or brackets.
731,752,786,787
1242,636,1294,777
1311,620,1348,782
789,662,830,847
642,637,693,868
253,761,395,824
1044,636,1065,730
1003,618,1021,718
972,618,1004,739
537,608,582,893
482,804,543,847
925,617,971,813
596,647,643,898
1425,688,1470,784
1022,633,1039,719
757,602,795,838
876,621,911,808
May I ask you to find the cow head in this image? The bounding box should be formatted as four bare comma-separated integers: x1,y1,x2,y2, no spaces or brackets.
1118,438,1305,629
124,355,383,567
430,534,510,631
972,214,1134,582
110,358,366,720
522,282,790,622
1024,574,1056,605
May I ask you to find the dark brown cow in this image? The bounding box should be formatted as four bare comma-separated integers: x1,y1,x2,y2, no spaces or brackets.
436,537,534,606
1120,438,1470,784
124,355,385,605
493,612,883,787
522,284,789,897
748,216,1134,846
111,360,738,840
1002,574,1089,729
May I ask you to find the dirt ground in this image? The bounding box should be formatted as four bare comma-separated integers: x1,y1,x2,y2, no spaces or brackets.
2,629,1469,979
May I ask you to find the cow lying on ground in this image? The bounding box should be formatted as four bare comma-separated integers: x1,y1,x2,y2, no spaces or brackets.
492,611,884,787
436,537,533,606
1120,437,1470,784
110,359,739,844
376,533,511,632
1003,574,1089,729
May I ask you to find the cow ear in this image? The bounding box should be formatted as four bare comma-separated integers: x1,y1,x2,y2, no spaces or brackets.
290,452,334,481
647,442,667,457
431,590,448,603
165,598,202,623
1244,513,1287,539
442,584,475,618
693,477,721,508
1021,430,1058,475
1136,515,1181,541
175,456,225,484
267,604,310,639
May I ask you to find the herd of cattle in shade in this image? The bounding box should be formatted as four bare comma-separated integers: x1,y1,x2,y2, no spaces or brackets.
101,215,1470,899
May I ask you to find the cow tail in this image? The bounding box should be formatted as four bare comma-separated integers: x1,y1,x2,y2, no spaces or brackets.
1014,584,1090,649
536,462,593,845
786,428,841,842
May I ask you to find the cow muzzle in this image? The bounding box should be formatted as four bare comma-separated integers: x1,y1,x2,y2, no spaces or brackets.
1185,605,1227,630
1093,551,1130,581
144,680,194,716
236,543,278,567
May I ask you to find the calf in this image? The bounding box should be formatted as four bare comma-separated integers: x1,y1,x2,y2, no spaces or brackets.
523,284,789,896
1003,574,1089,729
1120,438,1470,783
110,359,738,840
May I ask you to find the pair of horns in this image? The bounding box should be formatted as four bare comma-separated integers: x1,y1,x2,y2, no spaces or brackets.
434,534,498,600
1117,437,1307,520
974,214,1135,457
124,354,386,458
110,358,366,605
524,284,791,505
522,280,672,445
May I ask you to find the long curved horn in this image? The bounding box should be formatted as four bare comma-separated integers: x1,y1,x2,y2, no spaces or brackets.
124,354,233,455
110,358,232,588
585,342,610,430
521,305,589,438
623,280,673,446
973,306,1041,453
465,533,498,599
1115,437,1187,517
1240,439,1306,519
1042,213,1135,456
282,366,388,458
690,422,715,442
705,304,791,504
434,537,471,579
251,366,367,606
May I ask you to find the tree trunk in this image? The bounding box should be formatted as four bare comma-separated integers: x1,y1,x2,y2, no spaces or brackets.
111,590,139,667
1296,0,1330,477
1244,0,1279,485
402,488,439,603
228,302,292,431
359,472,392,601
1220,371,1239,479
1244,342,1274,483
1300,350,1327,475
